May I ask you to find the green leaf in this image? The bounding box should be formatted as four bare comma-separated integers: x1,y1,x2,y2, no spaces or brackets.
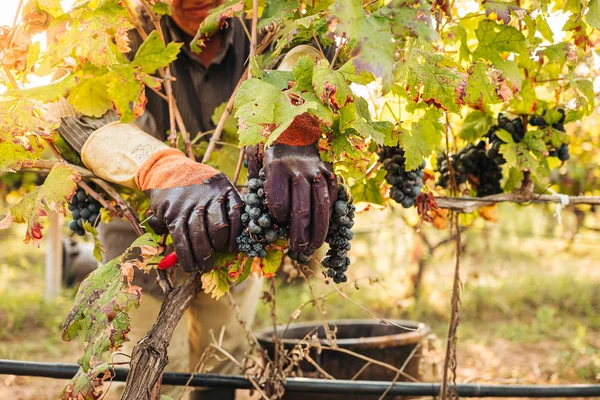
211,102,239,141
586,0,600,30
399,107,443,170
68,75,111,118
330,0,396,88
151,1,172,16
312,59,354,111
292,55,315,91
4,74,75,103
201,268,230,299
399,46,464,113
351,168,387,206
132,31,182,74
262,248,284,277
61,363,109,400
508,79,536,114
0,135,44,172
377,0,437,42
460,111,494,142
234,78,317,146
464,63,500,113
473,20,528,65
192,0,244,52
10,164,80,246
494,128,514,143
82,221,105,262
36,0,63,17
262,70,295,90
106,64,145,122
535,14,554,42
338,60,376,85
258,0,299,30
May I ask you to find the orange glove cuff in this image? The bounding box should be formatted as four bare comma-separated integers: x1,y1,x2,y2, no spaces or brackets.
135,148,219,190
274,113,322,146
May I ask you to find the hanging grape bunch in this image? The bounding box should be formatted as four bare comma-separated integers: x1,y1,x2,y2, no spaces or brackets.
68,184,103,236
484,113,525,165
529,108,570,161
437,141,503,197
379,146,425,208
236,168,286,259
320,185,355,283
236,166,355,283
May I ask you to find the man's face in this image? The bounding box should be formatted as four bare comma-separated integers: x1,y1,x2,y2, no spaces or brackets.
170,0,223,36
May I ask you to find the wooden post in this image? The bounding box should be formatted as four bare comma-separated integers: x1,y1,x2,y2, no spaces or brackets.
45,211,63,300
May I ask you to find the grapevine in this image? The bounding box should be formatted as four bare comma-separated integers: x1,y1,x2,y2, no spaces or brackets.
379,146,425,208
437,142,504,198
67,184,102,236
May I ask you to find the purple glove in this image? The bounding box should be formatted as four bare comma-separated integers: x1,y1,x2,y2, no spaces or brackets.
247,142,337,252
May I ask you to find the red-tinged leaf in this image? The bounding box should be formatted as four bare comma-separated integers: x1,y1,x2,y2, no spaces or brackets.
10,164,80,246
62,233,160,379
261,248,284,278
61,363,110,400
191,0,244,52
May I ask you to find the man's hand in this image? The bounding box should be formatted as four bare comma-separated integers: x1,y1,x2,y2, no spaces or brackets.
247,140,337,253
138,149,244,272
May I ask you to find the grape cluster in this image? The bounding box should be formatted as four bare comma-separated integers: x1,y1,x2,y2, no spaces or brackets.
237,168,285,259
68,186,102,236
437,141,503,197
379,147,425,208
485,114,525,165
530,109,570,161
321,185,355,284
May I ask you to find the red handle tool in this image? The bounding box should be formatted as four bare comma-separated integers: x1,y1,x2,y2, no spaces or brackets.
158,252,178,270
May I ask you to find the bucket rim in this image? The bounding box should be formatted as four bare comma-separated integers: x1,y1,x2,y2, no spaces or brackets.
255,319,431,349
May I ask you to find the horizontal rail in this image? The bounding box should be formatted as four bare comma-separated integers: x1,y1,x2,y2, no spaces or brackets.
1,359,600,397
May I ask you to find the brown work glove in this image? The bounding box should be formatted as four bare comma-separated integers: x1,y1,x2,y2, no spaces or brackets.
246,114,337,253
137,149,244,272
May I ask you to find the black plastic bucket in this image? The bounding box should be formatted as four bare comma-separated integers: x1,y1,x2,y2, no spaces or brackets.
256,319,430,399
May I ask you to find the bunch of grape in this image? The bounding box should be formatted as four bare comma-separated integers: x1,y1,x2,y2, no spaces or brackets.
321,185,355,284
437,141,503,197
485,114,525,165
379,146,425,208
237,168,285,259
529,109,570,161
68,186,102,236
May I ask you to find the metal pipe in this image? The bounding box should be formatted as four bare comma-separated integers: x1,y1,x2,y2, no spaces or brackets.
2,359,600,397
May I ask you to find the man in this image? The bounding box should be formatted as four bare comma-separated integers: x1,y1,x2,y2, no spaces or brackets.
55,1,335,399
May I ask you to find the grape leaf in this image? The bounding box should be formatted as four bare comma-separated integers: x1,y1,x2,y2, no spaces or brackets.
338,59,376,85
0,135,44,172
473,20,528,65
9,164,80,246
62,233,159,375
258,0,300,31
106,64,145,122
82,221,105,262
132,31,182,74
339,99,391,145
201,268,230,299
234,78,317,146
262,248,284,277
586,0,600,30
151,1,172,16
4,73,75,102
399,46,464,113
192,0,244,52
61,363,110,400
312,59,354,111
68,75,111,118
460,111,494,142
376,0,437,42
464,63,500,113
351,169,387,206
399,107,443,170
292,55,315,91
330,0,395,89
